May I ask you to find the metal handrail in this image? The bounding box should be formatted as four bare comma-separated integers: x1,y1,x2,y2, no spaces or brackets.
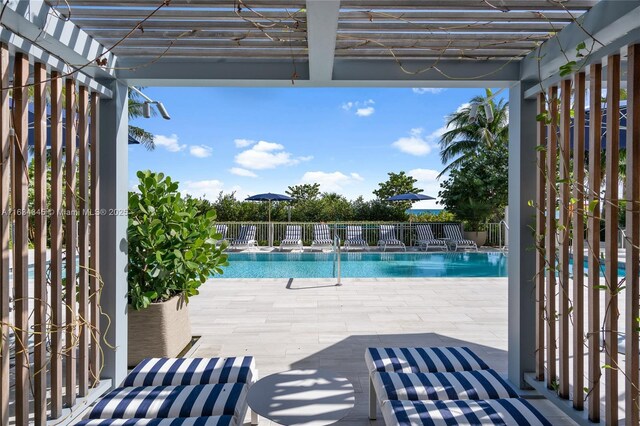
334,233,342,286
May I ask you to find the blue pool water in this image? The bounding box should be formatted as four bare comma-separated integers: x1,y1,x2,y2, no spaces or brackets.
214,252,627,279
215,252,509,278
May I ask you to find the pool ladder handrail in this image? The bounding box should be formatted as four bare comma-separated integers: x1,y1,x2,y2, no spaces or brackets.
334,233,342,286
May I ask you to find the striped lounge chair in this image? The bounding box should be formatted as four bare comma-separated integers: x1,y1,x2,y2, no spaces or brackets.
78,357,258,426
229,225,258,250
279,225,303,251
311,223,334,250
381,398,552,426
365,347,490,420
366,347,552,426
443,224,478,251
415,224,447,252
377,225,406,252
344,225,369,251
215,224,228,247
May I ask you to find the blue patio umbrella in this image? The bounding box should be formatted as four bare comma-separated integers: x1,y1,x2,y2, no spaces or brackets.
246,192,294,246
386,193,435,202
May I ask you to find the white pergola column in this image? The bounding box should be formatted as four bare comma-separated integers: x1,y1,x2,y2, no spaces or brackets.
507,81,538,388
99,81,129,386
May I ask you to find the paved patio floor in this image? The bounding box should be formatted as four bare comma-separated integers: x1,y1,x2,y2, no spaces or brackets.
189,278,576,425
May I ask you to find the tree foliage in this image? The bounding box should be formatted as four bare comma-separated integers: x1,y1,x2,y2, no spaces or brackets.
128,171,228,310
128,88,156,150
286,183,320,202
438,145,508,230
438,89,509,176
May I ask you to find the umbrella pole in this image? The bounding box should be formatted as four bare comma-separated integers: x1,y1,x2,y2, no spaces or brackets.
268,201,272,247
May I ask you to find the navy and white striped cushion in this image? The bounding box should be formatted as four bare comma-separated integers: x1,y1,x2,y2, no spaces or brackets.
313,224,332,244
366,347,489,374
123,357,255,387
88,383,246,420
372,369,518,402
282,226,302,242
415,225,436,241
379,225,398,242
381,398,552,426
76,417,234,426
444,225,465,240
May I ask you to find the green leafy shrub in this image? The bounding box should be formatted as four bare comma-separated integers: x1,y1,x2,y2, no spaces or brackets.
128,171,228,310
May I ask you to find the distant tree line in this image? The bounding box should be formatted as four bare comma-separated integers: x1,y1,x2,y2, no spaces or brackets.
189,172,455,223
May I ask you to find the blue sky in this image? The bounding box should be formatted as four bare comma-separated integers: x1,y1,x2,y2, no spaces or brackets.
129,87,495,209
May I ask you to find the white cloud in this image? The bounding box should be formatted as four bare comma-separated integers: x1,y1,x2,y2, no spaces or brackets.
154,134,186,152
251,141,284,152
189,145,213,158
412,88,446,95
409,168,440,182
391,128,433,156
235,140,312,170
456,102,471,113
181,179,225,201
301,171,364,192
341,102,354,111
234,138,255,148
342,99,375,117
229,167,258,178
356,106,375,117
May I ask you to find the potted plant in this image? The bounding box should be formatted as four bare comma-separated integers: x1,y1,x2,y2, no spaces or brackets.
128,170,228,366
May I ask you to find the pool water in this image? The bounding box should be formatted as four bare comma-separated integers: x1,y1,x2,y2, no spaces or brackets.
215,252,509,278
214,252,627,279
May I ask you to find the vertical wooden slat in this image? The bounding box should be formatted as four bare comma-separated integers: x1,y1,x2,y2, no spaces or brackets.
0,42,10,426
12,51,29,426
89,94,101,386
626,43,640,426
535,92,546,382
65,78,78,407
33,61,48,426
604,53,620,426
50,71,64,418
546,85,558,390
572,71,586,411
78,85,90,397
558,78,571,399
587,62,602,422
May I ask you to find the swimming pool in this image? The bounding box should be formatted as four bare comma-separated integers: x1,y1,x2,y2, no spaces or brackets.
215,252,509,278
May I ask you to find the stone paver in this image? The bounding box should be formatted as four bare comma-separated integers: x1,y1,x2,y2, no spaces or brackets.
189,278,577,425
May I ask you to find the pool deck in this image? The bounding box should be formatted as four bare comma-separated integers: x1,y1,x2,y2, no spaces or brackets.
189,278,578,425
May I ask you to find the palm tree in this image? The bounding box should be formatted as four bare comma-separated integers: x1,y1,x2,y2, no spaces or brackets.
438,89,509,177
128,88,156,150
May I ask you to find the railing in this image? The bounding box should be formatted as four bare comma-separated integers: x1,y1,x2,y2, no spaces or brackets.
218,221,508,248
486,221,508,249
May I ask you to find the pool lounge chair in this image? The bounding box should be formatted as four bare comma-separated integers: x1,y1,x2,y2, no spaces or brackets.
215,224,228,247
344,225,369,251
279,225,303,251
415,224,447,251
311,223,335,250
443,224,478,251
377,224,406,252
229,225,258,250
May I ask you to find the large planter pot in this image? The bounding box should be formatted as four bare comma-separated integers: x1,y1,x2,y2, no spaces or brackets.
128,294,192,367
464,231,487,247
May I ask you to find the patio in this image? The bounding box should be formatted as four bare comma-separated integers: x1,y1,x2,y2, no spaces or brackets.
189,278,573,425
2,0,640,424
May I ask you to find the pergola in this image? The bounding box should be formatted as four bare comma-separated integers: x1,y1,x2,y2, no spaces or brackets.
1,0,640,424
